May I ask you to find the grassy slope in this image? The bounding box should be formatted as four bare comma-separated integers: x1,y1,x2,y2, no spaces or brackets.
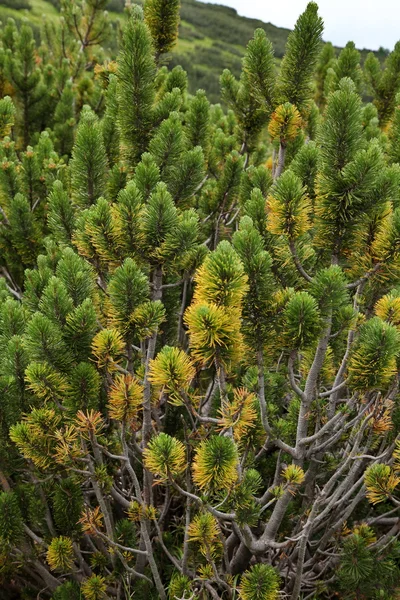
0,0,382,103
172,1,291,102
0,0,58,27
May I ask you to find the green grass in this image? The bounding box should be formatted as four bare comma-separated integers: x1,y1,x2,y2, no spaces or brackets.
0,0,57,26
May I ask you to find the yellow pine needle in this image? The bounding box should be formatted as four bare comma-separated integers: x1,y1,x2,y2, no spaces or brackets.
352,524,376,545
393,441,400,472
108,373,143,424
53,425,82,464
267,193,311,238
192,436,238,492
184,302,244,369
197,563,215,580
75,410,105,437
149,346,195,405
268,102,302,144
217,388,258,441
368,401,394,434
79,506,104,535
127,501,143,522
193,250,248,309
81,575,107,600
91,328,125,371
188,513,221,557
282,464,305,494
375,293,400,327
143,433,187,482
46,536,74,572
365,463,400,505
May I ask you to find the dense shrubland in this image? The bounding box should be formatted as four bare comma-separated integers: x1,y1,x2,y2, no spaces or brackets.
1,2,400,599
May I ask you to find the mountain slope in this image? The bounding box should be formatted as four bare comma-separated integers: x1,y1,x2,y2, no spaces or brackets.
0,0,383,103
172,0,291,101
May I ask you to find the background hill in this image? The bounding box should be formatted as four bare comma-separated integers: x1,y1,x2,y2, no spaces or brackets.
0,0,388,103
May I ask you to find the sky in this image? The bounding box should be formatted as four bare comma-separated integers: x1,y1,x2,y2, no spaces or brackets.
198,0,399,50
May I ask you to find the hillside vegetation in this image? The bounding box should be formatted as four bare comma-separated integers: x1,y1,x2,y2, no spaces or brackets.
0,0,387,102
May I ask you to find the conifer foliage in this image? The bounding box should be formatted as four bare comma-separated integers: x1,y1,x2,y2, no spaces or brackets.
1,3,400,600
